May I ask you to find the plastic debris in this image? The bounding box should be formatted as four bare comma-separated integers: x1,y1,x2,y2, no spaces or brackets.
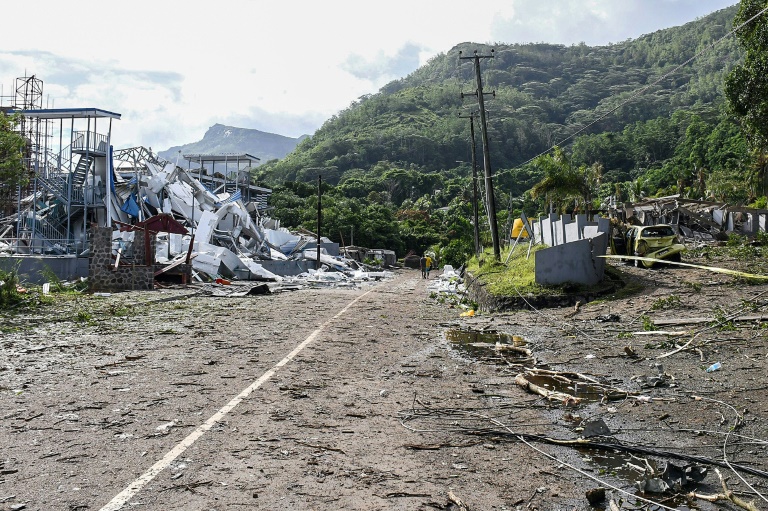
706,361,721,372
581,418,611,438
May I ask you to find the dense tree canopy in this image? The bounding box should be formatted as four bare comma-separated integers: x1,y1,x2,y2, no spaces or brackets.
0,112,27,188
725,0,768,197
726,0,768,149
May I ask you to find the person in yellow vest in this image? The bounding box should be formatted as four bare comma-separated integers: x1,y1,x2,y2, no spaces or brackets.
425,255,433,278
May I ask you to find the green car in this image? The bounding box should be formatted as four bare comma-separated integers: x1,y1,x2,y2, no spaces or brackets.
622,224,685,267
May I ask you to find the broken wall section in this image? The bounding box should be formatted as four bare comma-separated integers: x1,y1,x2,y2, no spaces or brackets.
533,214,610,286
89,226,154,292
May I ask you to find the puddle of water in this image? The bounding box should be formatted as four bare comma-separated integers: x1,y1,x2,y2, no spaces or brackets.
525,374,605,403
446,328,527,346
445,328,530,364
579,447,657,480
578,447,699,510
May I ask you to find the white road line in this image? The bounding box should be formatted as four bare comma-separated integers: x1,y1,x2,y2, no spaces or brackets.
99,287,375,511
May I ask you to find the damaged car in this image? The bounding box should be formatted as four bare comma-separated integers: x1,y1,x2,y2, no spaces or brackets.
615,224,685,268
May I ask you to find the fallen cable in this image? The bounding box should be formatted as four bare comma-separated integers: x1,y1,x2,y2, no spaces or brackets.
405,406,681,511
517,436,679,511
398,406,768,480
513,287,599,341
695,395,768,505
600,254,768,280
491,409,681,511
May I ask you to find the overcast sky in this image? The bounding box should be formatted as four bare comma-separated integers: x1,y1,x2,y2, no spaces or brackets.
0,0,737,151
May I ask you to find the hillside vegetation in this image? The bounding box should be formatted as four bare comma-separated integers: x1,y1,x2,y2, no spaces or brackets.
254,5,762,267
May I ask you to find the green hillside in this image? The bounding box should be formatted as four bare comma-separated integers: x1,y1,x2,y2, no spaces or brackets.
254,5,761,266
259,6,738,183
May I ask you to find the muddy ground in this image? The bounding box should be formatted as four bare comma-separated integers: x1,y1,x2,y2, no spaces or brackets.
1,251,768,511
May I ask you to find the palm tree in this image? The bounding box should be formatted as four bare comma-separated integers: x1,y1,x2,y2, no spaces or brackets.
531,147,597,215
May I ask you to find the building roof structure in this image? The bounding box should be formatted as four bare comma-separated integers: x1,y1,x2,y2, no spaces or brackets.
9,107,121,119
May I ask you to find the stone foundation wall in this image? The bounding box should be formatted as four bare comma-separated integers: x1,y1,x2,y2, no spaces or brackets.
88,226,154,292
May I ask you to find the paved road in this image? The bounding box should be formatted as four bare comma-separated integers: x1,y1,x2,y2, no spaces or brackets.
10,265,762,510
3,270,559,510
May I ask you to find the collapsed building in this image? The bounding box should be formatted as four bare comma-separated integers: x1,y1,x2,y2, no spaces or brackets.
0,75,386,290
613,195,768,241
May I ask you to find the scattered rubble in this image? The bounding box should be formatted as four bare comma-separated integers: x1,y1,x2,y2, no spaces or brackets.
1,142,394,288
614,194,768,242
0,76,397,290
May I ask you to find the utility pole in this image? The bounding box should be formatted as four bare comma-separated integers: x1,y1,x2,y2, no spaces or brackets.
460,49,500,260
458,112,480,256
303,166,336,270
317,174,322,270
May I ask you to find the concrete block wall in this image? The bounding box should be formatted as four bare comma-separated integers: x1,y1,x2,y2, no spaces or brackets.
535,213,608,247
532,214,610,286
704,208,767,236
535,233,608,286
89,226,154,292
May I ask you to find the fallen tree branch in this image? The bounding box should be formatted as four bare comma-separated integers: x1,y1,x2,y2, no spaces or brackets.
687,468,759,511
515,373,581,406
514,371,636,404
448,490,469,511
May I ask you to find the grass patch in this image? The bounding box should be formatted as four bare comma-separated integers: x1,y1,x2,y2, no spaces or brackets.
0,268,24,308
1,266,88,313
75,309,92,323
683,281,702,293
106,304,134,317
38,266,88,294
641,315,657,331
465,245,631,300
650,294,682,310
466,245,548,296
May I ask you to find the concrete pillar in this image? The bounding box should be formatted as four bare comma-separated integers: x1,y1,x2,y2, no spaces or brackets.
575,214,587,240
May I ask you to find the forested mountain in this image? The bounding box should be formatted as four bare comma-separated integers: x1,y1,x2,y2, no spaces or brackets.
159,124,307,164
254,5,757,265
258,6,738,186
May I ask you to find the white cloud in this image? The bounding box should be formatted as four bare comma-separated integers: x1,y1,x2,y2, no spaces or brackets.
0,0,737,150
490,0,737,46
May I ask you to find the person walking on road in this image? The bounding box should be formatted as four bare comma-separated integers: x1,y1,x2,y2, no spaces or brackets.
425,255,433,279
420,255,427,278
